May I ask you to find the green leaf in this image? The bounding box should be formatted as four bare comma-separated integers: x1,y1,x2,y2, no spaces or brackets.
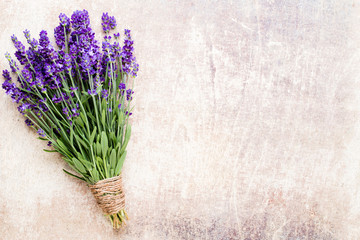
96,156,103,166
57,139,69,153
87,111,96,123
43,149,57,153
70,126,74,146
119,125,131,155
81,95,91,104
115,142,120,151
75,134,88,149
75,151,83,160
101,109,106,128
115,151,127,175
110,132,116,145
63,169,86,181
38,137,47,141
119,111,125,124
72,158,86,173
80,112,87,125
96,85,103,94
101,131,108,158
110,114,116,128
75,116,84,127
89,126,97,145
96,142,101,156
110,149,116,169
101,98,107,112
90,169,99,183
81,160,93,170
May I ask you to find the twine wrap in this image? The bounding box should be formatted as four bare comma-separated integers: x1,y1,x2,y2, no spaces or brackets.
89,175,125,215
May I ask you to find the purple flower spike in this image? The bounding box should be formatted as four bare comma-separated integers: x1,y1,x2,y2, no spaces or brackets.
81,53,91,71
2,70,16,96
11,35,27,65
39,30,50,48
121,29,139,77
37,128,46,137
18,103,31,114
64,53,72,70
71,10,90,29
4,53,19,73
118,83,126,90
23,30,38,49
25,119,33,126
54,13,71,49
52,94,63,104
126,89,134,101
101,12,117,33
87,89,97,95
59,13,71,27
101,89,109,99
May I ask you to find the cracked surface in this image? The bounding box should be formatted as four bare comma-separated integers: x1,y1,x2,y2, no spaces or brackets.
0,0,360,239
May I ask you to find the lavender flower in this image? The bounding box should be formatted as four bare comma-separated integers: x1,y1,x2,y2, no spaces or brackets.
64,53,72,70
37,128,46,137
71,104,80,118
18,103,31,114
39,30,50,48
52,94,62,104
101,13,117,33
126,89,134,101
25,118,33,126
101,89,109,99
80,53,91,71
71,10,90,29
5,53,20,73
121,29,139,77
23,30,38,49
38,103,49,112
2,11,139,228
87,89,97,95
59,13,71,27
53,12,71,49
11,35,27,65
2,70,16,96
69,10,101,78
118,83,126,90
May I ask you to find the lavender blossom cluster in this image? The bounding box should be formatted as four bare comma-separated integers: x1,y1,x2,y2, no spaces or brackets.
2,10,139,132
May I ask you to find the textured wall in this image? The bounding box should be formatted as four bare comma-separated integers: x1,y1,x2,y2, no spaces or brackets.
1,0,360,239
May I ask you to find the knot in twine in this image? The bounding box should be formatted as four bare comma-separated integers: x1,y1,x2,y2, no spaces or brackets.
89,175,125,215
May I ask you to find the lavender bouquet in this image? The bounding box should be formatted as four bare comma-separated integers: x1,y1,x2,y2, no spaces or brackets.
2,10,138,228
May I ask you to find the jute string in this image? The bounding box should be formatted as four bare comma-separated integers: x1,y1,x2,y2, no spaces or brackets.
89,175,125,215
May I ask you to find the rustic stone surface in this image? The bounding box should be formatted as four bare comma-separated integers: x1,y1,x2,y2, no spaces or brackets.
0,0,360,239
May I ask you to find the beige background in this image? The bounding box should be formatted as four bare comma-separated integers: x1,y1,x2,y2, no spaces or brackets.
1,0,360,239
